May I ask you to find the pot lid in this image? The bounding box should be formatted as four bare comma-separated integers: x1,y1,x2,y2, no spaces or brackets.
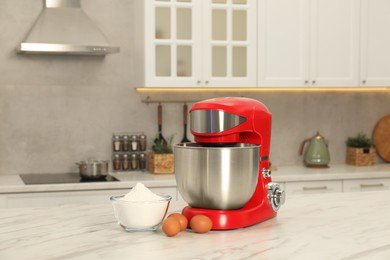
76,158,109,165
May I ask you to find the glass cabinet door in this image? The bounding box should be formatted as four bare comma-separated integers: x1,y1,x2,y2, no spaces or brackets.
144,0,256,87
146,0,201,87
203,0,257,87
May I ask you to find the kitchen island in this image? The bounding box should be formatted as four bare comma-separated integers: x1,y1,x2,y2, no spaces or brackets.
1,191,389,259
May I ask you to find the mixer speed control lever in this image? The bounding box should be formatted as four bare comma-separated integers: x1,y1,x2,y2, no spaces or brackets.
267,183,286,212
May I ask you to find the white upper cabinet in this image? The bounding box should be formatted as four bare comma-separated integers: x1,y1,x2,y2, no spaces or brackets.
134,0,390,88
309,0,359,87
258,0,309,87
360,0,390,87
258,0,360,87
139,0,257,88
202,0,257,87
143,0,202,87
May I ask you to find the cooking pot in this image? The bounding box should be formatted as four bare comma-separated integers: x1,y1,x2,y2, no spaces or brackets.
75,158,109,178
174,142,259,210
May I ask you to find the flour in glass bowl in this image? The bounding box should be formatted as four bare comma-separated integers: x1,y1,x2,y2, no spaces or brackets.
121,182,164,201
111,182,171,230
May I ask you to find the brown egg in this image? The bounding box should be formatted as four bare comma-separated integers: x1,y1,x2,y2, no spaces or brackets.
190,215,213,233
168,213,188,231
162,217,181,237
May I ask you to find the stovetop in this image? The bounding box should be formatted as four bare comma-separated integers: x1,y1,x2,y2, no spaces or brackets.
20,173,118,185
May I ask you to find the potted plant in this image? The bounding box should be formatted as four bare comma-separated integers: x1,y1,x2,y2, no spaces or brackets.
345,132,375,166
148,135,174,174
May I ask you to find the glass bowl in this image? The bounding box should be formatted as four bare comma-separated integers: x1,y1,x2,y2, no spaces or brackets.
110,194,172,232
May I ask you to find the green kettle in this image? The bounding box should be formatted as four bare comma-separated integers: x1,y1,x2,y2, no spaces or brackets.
299,132,330,168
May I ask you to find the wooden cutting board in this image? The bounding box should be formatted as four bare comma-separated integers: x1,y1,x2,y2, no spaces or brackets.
373,114,390,162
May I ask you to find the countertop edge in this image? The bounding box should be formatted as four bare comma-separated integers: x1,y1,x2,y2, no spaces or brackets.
1,164,390,194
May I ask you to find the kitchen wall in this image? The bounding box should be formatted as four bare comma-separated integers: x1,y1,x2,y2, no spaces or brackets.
0,0,389,175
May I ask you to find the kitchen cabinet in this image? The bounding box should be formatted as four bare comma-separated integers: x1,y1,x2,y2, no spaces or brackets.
343,178,390,192
133,0,257,87
0,187,178,209
284,180,342,195
283,178,390,195
359,0,390,87
258,0,359,87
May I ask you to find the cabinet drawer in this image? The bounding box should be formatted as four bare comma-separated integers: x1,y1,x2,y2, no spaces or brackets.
343,179,390,192
285,180,342,195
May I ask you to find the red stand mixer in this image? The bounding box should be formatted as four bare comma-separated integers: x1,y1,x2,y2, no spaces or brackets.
174,97,285,230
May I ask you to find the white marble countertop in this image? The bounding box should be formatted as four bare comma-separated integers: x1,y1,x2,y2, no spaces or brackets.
1,190,390,259
1,164,390,194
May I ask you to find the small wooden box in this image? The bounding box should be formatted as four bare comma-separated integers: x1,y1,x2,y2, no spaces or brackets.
346,147,376,166
148,152,174,174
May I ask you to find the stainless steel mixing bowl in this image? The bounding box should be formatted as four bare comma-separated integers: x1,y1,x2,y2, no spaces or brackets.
174,142,259,210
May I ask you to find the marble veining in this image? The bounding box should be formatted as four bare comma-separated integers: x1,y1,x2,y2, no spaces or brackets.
1,191,390,259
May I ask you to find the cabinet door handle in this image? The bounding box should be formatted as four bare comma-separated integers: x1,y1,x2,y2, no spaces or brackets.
197,80,201,84
362,80,366,84
360,183,384,188
312,80,316,84
304,80,309,84
205,80,209,84
302,186,327,191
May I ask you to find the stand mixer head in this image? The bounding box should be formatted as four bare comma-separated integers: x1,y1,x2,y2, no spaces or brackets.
174,97,285,230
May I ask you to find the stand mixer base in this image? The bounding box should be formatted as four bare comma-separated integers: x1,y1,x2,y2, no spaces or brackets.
182,203,277,230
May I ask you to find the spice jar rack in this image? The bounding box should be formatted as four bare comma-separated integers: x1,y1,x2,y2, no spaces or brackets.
112,132,147,172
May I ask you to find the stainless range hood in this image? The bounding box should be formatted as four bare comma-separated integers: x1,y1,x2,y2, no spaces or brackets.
16,0,120,55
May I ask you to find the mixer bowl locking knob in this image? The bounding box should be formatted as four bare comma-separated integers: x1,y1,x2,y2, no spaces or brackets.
267,183,286,212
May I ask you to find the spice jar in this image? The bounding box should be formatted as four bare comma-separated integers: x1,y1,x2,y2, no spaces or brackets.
131,135,139,151
139,153,147,170
130,153,138,170
139,135,147,151
122,153,130,171
122,135,130,152
113,135,122,152
113,154,121,171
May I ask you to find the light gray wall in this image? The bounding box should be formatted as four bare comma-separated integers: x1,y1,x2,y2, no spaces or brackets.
0,0,389,175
